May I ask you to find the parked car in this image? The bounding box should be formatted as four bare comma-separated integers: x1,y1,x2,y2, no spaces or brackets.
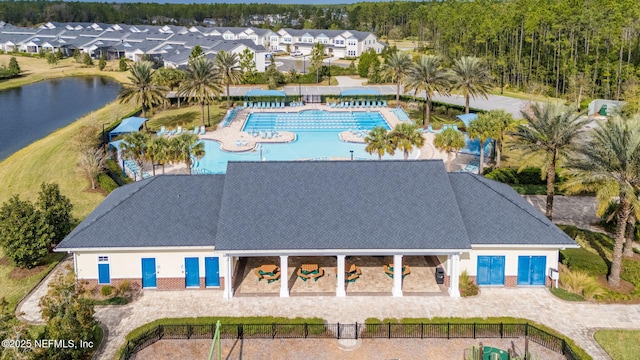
291,51,303,57
272,49,285,55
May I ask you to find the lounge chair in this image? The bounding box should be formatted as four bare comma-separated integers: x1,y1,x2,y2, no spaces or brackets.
175,126,182,135
243,101,248,108
382,100,387,107
199,126,206,135
156,126,166,136
427,125,434,133
192,126,199,134
240,139,247,147
267,131,273,139
235,140,241,147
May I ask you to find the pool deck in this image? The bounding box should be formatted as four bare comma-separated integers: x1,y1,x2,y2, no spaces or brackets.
203,103,405,152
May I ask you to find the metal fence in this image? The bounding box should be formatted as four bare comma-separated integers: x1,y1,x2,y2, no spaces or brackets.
118,322,581,360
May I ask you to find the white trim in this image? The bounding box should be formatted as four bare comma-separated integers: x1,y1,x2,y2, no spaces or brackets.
392,254,403,297
279,255,289,297
471,244,578,249
55,246,216,252
220,249,469,257
224,255,233,299
336,255,346,297
97,255,111,285
448,254,460,298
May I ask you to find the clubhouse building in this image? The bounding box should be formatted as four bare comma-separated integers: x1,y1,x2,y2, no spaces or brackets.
55,161,577,299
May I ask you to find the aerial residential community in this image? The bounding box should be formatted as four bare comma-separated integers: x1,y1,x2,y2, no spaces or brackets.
1,1,640,359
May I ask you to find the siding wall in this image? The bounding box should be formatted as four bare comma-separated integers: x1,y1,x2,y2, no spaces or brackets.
74,249,226,290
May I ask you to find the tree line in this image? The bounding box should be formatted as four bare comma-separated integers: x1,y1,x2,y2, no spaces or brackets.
2,0,640,101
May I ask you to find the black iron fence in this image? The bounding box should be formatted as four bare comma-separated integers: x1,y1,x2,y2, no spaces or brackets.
118,322,582,360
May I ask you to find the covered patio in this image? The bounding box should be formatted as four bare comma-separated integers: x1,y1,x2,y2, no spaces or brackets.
244,89,288,104
232,255,448,297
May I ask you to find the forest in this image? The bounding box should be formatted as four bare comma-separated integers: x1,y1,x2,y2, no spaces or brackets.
1,0,640,102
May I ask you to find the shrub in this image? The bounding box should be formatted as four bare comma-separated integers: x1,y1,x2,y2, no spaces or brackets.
559,269,605,300
116,280,132,297
459,270,479,297
97,173,118,193
100,285,113,297
560,248,608,277
484,167,547,185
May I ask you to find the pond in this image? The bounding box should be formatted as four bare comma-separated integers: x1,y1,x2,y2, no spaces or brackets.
0,76,121,161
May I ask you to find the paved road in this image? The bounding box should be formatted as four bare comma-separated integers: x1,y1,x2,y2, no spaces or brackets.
227,84,531,118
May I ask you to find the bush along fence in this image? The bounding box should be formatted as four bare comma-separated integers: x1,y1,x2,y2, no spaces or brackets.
119,322,583,360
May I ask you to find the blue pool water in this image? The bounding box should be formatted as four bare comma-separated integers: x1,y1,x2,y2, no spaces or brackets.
196,110,408,174
241,109,390,132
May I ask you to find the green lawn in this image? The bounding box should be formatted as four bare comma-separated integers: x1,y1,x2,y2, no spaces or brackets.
145,104,226,132
0,100,136,219
594,330,640,360
0,248,66,312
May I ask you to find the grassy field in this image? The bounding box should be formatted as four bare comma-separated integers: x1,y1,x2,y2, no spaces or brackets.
146,104,227,132
594,330,640,360
0,248,66,311
0,54,130,91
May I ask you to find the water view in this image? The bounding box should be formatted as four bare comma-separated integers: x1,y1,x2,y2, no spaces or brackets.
0,77,120,161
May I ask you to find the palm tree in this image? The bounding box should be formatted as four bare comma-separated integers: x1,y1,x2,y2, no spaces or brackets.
179,57,222,128
486,109,520,168
451,56,493,114
119,132,151,180
510,102,589,220
380,51,413,104
170,133,205,175
215,50,241,108
117,61,165,119
389,123,425,160
404,55,451,128
562,116,640,287
364,126,395,160
467,114,498,175
145,136,171,175
434,128,466,172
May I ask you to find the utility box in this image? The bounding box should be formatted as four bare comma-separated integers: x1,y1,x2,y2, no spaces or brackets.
435,267,445,284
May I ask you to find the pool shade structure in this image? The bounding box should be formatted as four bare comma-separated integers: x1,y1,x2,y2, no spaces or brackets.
339,89,381,101
244,89,287,103
108,116,148,141
456,113,478,128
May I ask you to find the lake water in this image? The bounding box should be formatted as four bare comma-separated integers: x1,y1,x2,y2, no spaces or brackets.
0,77,121,161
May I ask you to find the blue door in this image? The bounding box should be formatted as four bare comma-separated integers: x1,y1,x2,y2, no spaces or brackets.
185,257,200,287
141,258,157,288
205,257,220,287
517,256,546,285
98,263,110,284
477,256,505,285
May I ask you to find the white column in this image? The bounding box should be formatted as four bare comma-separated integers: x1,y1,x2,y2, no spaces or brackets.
223,255,233,300
336,255,346,297
279,255,289,297
449,254,461,298
392,254,403,297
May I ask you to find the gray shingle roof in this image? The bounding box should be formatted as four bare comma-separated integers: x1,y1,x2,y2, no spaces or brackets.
56,161,576,252
448,173,576,246
215,161,471,252
56,175,224,249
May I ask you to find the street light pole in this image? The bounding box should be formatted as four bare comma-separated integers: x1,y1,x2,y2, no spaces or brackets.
350,150,354,160
328,57,331,86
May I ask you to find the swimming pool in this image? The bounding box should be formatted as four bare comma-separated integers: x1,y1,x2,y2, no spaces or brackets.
241,109,390,132
196,109,413,174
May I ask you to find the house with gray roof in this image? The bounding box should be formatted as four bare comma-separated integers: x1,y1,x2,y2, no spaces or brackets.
55,160,576,299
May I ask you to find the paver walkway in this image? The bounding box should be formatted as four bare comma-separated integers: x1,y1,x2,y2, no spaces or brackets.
93,288,640,360
16,255,72,324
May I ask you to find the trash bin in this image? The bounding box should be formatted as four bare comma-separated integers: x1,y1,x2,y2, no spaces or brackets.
435,268,445,284
599,104,607,116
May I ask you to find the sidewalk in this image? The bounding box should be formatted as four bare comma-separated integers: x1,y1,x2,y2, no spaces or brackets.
15,255,73,324
92,287,639,360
